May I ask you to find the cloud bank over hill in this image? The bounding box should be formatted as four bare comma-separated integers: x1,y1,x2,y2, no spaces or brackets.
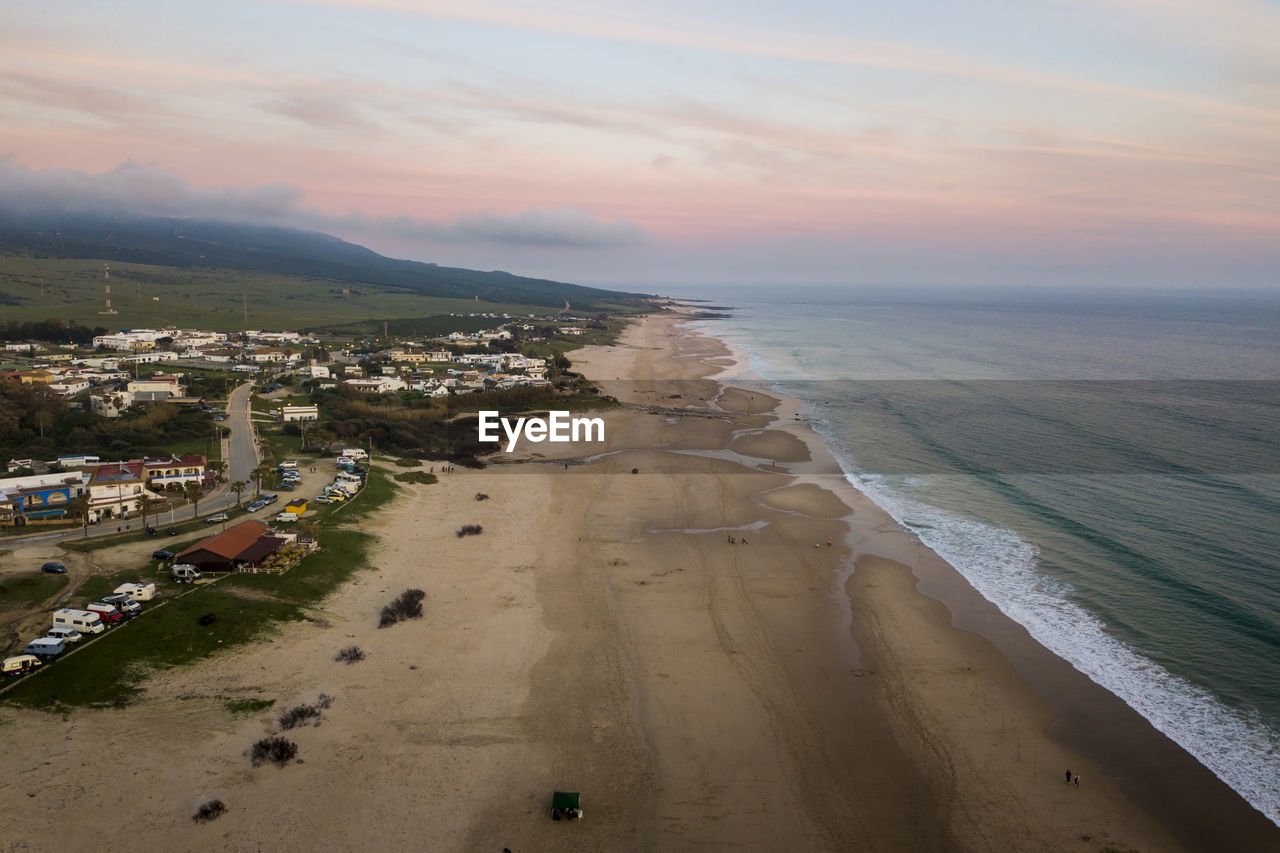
0,159,648,251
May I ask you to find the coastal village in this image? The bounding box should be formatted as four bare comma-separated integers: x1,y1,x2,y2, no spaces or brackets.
0,309,614,694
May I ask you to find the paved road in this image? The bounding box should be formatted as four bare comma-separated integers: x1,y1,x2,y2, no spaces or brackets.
4,381,260,548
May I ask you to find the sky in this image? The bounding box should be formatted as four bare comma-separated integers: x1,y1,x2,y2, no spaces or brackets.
1,0,1277,291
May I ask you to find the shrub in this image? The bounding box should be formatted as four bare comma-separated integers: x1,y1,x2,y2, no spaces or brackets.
278,694,334,730
456,524,483,538
249,736,297,767
393,457,422,467
394,471,438,485
474,493,489,501
198,613,217,626
192,799,227,823
335,645,365,664
378,588,426,628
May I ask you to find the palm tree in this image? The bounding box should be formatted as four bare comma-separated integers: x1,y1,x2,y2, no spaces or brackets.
251,463,272,496
184,481,203,520
211,459,228,483
231,480,248,507
68,492,92,538
141,495,167,533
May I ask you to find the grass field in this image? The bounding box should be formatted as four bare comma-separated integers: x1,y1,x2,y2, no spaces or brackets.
2,467,398,708
0,255,559,331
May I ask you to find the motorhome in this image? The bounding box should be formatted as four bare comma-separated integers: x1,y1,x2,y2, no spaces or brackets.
23,637,66,659
102,594,142,617
53,609,105,635
275,511,299,523
339,448,368,461
2,655,42,676
85,602,124,623
113,582,156,601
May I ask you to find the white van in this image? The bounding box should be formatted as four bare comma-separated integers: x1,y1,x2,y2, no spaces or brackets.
113,582,156,601
103,594,142,617
278,460,298,470
24,637,66,658
171,564,203,583
47,626,82,644
2,655,42,676
275,511,299,523
339,448,368,461
53,608,105,635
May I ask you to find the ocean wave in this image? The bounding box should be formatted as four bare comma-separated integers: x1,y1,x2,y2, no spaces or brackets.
842,464,1280,827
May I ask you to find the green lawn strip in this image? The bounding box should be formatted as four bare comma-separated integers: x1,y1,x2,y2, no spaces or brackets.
2,469,397,709
0,573,69,609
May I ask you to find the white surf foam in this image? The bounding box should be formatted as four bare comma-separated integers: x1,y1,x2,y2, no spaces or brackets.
843,465,1280,827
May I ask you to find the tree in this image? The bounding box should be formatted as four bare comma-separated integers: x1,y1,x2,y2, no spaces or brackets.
211,459,228,483
141,495,167,532
184,481,203,519
68,492,92,538
251,463,272,496
231,480,248,507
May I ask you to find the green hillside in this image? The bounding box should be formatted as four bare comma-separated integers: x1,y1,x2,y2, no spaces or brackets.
0,212,652,328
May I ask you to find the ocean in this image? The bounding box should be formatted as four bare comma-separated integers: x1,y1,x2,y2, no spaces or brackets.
681,284,1280,827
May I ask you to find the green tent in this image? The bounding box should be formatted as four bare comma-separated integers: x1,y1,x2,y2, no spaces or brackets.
552,792,581,811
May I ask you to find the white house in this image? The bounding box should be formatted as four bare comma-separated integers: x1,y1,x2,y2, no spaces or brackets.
342,377,406,394
280,405,319,422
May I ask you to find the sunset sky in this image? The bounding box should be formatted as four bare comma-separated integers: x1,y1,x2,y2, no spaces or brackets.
2,0,1277,290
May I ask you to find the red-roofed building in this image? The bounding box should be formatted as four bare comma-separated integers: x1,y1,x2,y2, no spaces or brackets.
176,519,283,572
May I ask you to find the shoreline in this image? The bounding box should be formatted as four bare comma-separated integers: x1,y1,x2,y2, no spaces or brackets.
661,306,1280,851
0,306,1275,850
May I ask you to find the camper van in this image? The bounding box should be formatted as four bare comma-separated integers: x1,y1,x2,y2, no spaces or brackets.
275,511,299,523
53,609,104,635
170,564,203,583
2,655,42,676
46,626,83,644
102,594,142,617
23,637,66,659
113,582,156,601
342,448,369,461
85,602,124,624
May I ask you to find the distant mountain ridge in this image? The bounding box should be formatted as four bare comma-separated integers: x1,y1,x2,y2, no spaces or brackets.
0,211,648,310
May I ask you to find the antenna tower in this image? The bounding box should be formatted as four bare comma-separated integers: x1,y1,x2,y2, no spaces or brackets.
99,264,118,315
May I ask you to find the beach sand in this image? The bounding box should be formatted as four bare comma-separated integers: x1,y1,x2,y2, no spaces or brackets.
1,309,1276,851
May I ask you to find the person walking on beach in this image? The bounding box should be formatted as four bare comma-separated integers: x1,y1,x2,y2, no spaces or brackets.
1065,769,1072,784
1074,774,1080,787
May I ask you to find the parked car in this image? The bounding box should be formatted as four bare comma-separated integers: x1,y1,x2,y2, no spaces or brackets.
152,549,175,560
212,414,227,421
206,513,229,523
41,561,68,574
262,493,279,506
313,495,333,504
276,482,295,491
247,500,267,512
167,526,179,535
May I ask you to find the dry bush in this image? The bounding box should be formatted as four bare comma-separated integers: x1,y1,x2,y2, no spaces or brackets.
393,457,422,467
378,588,426,628
278,694,334,730
456,524,483,538
249,736,298,767
335,645,365,664
192,799,227,823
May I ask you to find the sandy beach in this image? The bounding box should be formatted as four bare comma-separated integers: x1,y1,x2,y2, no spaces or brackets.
2,308,1277,852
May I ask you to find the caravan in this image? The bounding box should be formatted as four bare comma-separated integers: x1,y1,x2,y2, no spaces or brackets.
23,637,66,659
53,609,105,635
